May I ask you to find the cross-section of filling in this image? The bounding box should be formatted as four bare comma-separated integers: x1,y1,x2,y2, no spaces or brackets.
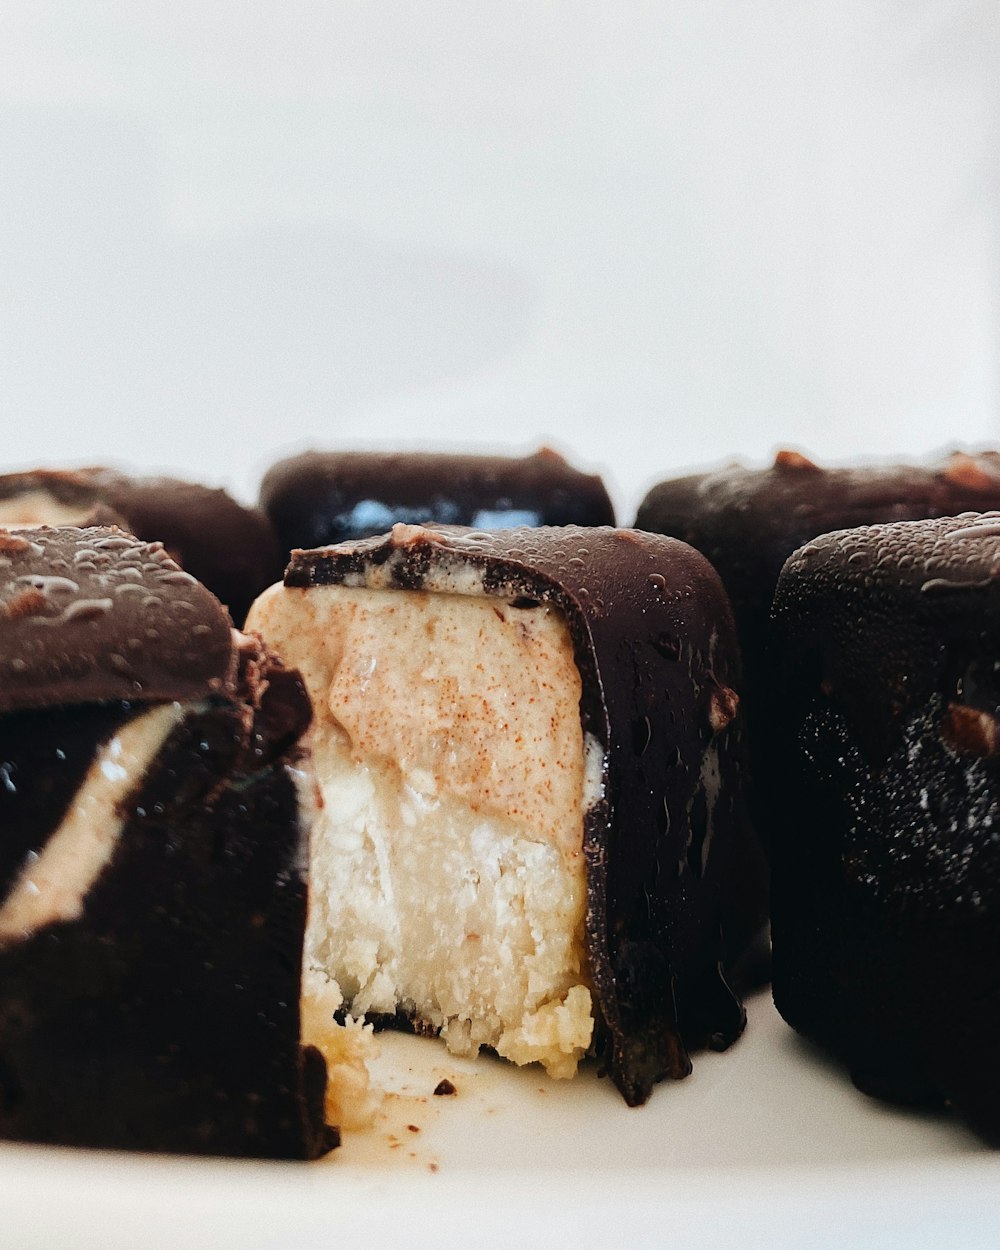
248,583,599,1078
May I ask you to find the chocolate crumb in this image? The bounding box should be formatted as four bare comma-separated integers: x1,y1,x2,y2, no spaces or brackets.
433,1079,457,1096
406,1124,420,1133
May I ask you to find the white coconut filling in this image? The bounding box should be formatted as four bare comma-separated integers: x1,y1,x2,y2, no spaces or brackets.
248,581,600,1078
0,701,188,946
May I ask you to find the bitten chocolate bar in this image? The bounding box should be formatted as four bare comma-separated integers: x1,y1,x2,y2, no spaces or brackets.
770,513,1000,1141
0,526,333,1158
260,448,616,555
0,467,282,625
248,523,767,1106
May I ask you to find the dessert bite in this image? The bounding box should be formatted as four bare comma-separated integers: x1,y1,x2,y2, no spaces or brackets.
247,523,767,1106
0,526,334,1158
259,448,616,556
770,513,1000,1140
635,448,1000,842
0,467,282,625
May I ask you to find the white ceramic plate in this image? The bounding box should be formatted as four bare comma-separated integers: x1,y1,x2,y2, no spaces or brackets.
0,989,995,1250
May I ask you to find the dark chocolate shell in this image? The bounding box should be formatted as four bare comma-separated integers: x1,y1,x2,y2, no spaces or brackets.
0,526,235,711
261,447,616,554
0,468,282,626
770,512,1000,1141
287,523,767,1105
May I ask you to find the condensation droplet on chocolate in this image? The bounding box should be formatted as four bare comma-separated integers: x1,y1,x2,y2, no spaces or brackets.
15,574,79,597
63,598,113,623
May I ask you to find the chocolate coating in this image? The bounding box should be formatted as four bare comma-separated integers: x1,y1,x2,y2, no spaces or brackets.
770,513,1000,1140
635,449,1000,842
288,523,767,1106
0,468,282,625
0,529,332,1158
0,701,136,899
0,526,235,712
261,448,615,555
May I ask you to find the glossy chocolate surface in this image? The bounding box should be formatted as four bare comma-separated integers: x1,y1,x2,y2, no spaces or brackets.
288,523,766,1106
0,526,235,711
770,513,1000,1140
261,448,615,554
635,449,1000,843
0,468,282,625
0,528,331,1158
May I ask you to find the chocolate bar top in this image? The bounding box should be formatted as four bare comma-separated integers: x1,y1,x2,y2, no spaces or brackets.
773,511,1000,761
0,467,281,625
261,447,615,551
0,526,234,712
635,449,1000,621
288,522,766,1104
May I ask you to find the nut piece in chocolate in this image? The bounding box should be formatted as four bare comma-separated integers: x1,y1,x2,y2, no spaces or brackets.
247,522,766,1106
770,512,1000,1142
0,526,333,1158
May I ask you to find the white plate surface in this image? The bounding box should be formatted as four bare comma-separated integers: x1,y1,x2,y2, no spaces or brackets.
0,990,996,1250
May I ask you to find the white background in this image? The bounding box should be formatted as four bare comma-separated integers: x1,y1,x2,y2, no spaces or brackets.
1,2,998,519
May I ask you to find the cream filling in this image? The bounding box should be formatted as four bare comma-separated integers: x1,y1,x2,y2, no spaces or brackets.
0,702,188,946
0,493,96,527
248,582,599,1078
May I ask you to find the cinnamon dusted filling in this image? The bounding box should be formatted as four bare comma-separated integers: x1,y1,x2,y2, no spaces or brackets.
248,583,600,1078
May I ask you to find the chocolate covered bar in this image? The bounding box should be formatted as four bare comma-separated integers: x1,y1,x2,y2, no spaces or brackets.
0,526,334,1158
769,513,1000,1140
0,468,282,625
247,523,767,1106
635,449,1000,840
259,448,616,556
